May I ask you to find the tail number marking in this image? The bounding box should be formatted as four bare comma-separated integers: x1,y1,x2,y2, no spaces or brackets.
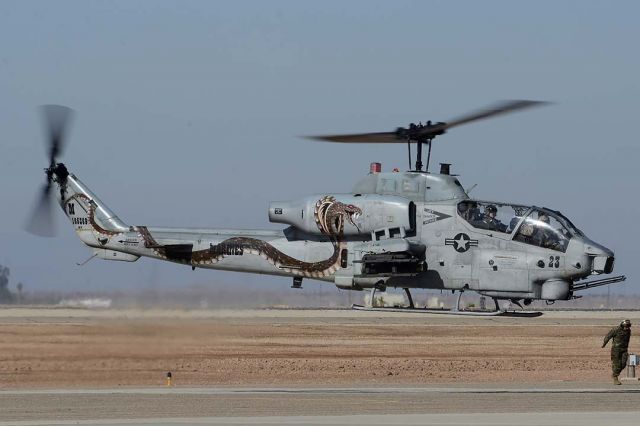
67,203,75,215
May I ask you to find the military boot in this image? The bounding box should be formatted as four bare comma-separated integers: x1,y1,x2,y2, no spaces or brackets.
613,375,622,385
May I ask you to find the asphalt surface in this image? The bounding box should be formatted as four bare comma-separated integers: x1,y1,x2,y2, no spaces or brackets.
1,385,639,425
1,412,639,426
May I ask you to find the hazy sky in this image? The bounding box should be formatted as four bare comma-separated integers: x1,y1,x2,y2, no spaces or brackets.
1,1,638,297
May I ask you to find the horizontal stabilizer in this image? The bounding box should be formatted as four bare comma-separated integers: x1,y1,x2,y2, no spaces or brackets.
93,249,140,262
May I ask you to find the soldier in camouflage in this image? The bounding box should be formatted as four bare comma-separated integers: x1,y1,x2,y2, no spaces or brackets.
602,319,632,385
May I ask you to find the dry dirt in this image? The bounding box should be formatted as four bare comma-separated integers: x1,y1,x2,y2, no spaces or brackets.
1,308,639,388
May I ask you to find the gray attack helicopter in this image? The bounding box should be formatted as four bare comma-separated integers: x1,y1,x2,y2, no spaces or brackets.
26,101,625,315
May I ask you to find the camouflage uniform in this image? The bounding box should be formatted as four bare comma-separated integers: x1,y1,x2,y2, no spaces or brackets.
602,321,631,384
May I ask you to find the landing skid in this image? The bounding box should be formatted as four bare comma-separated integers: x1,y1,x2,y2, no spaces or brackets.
354,287,543,317
351,304,543,317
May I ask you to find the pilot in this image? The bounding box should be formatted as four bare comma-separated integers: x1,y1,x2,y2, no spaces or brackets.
508,216,522,233
534,212,561,249
602,319,632,385
514,220,535,243
480,205,507,232
458,201,480,222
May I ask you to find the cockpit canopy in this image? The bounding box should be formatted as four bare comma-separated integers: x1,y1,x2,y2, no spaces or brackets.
457,201,581,252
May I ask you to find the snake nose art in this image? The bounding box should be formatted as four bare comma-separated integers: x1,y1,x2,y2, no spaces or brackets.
269,195,412,237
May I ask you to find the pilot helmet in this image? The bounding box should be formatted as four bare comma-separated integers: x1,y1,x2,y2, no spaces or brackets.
485,205,498,214
519,222,535,237
621,319,632,327
538,212,550,224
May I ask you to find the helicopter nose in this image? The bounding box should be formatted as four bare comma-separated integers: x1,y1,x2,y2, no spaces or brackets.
584,240,615,274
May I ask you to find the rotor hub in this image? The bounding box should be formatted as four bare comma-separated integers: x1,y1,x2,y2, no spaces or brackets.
395,121,447,142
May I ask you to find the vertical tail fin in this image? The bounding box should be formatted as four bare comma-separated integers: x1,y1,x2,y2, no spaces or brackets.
56,172,128,248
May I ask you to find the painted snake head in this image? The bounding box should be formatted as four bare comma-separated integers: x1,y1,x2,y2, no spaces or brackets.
343,203,363,229
315,196,363,237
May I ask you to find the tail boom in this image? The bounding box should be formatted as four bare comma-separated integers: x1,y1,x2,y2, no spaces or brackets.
56,171,340,280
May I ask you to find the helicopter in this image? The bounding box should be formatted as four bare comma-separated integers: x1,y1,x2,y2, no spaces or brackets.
26,101,625,315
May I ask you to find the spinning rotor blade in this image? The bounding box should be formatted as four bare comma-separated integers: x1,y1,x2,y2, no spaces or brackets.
307,99,548,143
25,183,56,237
307,132,399,143
41,104,74,166
24,105,74,237
443,100,548,130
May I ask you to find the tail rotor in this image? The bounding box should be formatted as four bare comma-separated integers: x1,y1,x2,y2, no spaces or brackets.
25,105,74,237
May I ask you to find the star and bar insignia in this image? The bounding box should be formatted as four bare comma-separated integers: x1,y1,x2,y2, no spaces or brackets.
445,233,479,253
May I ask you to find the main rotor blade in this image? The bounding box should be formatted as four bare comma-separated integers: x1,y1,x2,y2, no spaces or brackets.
24,183,56,237
306,99,549,143
307,131,399,143
443,100,549,130
41,104,73,165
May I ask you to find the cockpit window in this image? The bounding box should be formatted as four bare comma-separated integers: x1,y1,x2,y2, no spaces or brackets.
549,209,584,237
457,201,528,234
513,209,571,252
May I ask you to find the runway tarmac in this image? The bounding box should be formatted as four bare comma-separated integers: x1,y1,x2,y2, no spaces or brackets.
3,308,640,424
1,385,639,425
2,412,640,426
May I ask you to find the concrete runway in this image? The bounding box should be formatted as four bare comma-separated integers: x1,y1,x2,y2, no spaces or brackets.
1,385,639,425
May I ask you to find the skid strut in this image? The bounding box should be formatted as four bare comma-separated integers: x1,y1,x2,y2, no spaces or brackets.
403,288,415,309
368,286,378,308
368,287,415,309
452,290,464,312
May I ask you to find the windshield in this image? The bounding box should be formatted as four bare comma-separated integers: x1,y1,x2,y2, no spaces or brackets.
543,208,584,237
457,201,576,252
457,201,530,234
513,208,572,252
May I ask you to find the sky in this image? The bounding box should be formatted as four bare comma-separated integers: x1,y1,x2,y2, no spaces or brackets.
1,1,638,296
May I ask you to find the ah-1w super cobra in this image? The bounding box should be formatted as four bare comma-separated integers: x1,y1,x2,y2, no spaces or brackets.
26,101,625,315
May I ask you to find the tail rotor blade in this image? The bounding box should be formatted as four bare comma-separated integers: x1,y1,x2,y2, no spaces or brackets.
41,104,74,165
27,104,74,237
24,183,56,237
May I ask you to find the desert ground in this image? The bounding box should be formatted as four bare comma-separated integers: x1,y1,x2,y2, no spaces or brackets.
1,308,640,424
1,308,640,387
